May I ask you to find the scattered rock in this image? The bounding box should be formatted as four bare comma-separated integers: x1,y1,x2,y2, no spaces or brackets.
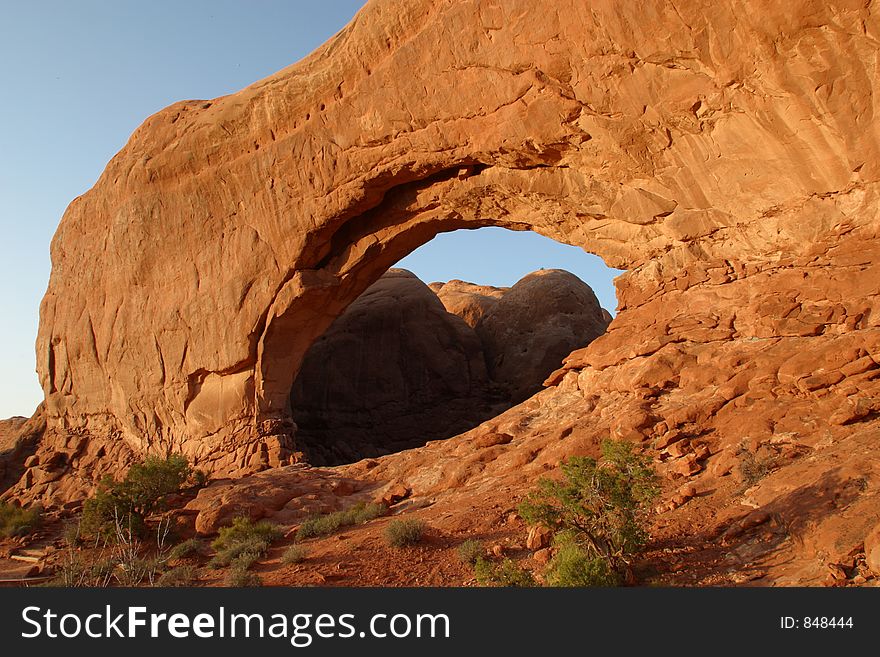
526,525,553,550
670,483,698,508
827,563,848,581
671,456,702,478
381,482,410,506
666,441,692,459
533,548,553,565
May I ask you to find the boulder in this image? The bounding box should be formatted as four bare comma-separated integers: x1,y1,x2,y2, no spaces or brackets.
434,279,507,328
526,525,553,550
476,270,610,402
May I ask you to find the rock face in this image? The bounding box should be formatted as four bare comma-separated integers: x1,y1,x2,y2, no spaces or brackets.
475,269,610,402
291,268,609,465
8,0,880,556
0,410,44,499
0,418,28,453
290,269,504,465
434,271,611,402
432,279,507,328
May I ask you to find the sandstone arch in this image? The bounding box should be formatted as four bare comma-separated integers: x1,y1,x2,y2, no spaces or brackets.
29,0,880,492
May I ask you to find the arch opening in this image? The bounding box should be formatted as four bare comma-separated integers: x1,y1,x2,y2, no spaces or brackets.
252,161,641,427
287,227,621,466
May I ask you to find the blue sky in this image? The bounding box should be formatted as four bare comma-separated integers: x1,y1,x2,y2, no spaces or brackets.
0,1,619,419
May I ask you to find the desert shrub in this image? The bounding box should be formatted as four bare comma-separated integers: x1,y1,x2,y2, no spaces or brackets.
51,516,191,588
296,502,386,541
295,515,339,540
209,536,267,568
348,502,387,523
230,548,263,571
736,443,775,488
168,538,202,561
114,556,163,587
456,539,484,566
213,516,281,550
518,439,659,582
281,545,308,564
80,454,198,540
209,516,280,570
50,551,116,587
0,501,42,538
543,532,618,587
62,520,81,546
384,518,425,547
156,565,197,587
80,484,145,540
474,557,536,587
225,565,261,587
192,469,209,488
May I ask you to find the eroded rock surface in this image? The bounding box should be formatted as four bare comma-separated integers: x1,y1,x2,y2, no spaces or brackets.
432,279,507,328
29,0,880,479
0,411,44,498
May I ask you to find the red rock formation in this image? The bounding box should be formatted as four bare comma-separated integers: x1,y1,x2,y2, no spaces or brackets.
32,0,880,477
433,279,507,328
475,269,610,402
6,0,880,585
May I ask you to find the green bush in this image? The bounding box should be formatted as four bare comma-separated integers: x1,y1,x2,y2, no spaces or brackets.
518,439,659,583
168,538,202,561
456,539,484,566
281,545,308,564
0,501,42,538
544,532,619,587
225,565,261,587
230,549,263,571
213,516,281,550
156,565,197,587
209,517,280,570
384,518,425,547
80,454,198,540
208,537,266,568
474,557,536,587
296,502,386,541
